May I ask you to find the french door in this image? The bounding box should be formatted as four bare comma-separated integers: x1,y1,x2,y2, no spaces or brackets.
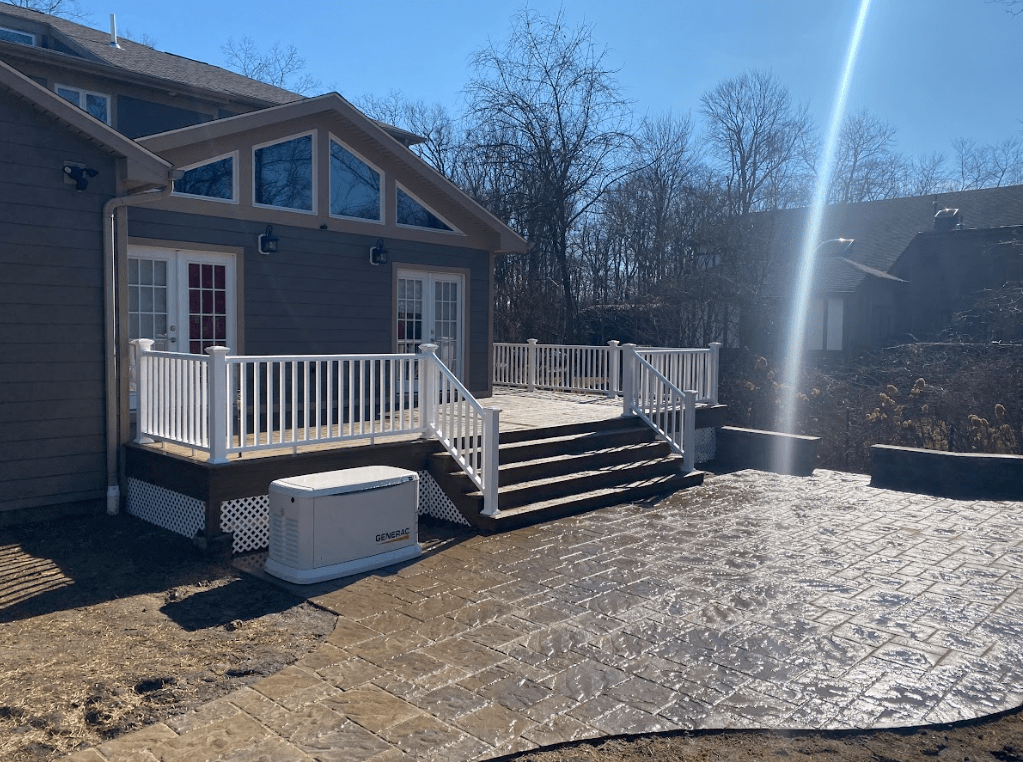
396,269,464,380
128,246,237,354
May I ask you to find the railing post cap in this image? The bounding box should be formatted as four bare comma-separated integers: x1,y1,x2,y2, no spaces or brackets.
205,345,229,356
419,343,439,354
527,338,539,345
135,338,155,350
608,340,620,347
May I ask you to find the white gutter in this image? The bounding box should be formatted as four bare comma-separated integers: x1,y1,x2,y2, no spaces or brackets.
102,181,178,514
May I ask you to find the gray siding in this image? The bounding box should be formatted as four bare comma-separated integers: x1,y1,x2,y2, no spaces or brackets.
129,209,493,393
117,95,212,139
0,91,114,515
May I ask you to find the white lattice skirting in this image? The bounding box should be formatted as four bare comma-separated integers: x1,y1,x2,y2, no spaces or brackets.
127,478,205,540
128,471,469,555
694,427,716,464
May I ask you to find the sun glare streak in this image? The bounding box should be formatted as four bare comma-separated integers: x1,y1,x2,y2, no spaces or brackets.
776,0,874,471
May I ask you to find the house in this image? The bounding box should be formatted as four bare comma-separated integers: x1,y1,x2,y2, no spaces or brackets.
0,6,528,530
746,185,1023,355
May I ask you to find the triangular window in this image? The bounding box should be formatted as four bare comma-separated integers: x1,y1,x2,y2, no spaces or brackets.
330,138,381,221
396,185,455,232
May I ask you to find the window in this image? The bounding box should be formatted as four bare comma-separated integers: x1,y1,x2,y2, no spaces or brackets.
55,85,110,124
173,154,236,201
0,26,35,45
807,297,844,351
396,185,455,231
253,133,314,212
329,137,381,221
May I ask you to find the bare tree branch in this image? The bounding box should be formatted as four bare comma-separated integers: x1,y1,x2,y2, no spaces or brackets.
221,36,320,95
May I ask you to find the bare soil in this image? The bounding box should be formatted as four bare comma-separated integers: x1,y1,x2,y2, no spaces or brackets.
3,512,1023,762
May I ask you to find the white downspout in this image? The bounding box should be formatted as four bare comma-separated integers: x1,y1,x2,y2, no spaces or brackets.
102,181,176,514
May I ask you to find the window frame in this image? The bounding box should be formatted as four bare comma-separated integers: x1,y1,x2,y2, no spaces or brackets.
328,133,384,224
251,130,317,215
395,182,461,234
0,26,36,46
171,151,239,204
54,84,111,125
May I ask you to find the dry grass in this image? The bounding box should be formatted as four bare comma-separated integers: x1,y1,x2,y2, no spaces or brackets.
0,514,335,761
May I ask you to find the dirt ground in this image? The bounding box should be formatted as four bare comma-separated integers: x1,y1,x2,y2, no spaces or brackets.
3,512,1023,762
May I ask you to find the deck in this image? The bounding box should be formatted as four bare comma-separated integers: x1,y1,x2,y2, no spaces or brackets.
133,388,626,462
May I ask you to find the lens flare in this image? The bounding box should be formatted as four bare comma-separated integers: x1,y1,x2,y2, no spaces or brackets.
776,0,873,473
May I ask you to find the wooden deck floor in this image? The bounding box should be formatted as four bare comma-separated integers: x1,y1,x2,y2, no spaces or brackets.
135,388,625,462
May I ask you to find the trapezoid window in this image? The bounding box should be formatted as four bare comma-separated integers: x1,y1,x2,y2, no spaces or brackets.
330,138,381,221
254,133,314,212
173,154,235,201
0,26,35,46
55,85,110,125
396,185,455,232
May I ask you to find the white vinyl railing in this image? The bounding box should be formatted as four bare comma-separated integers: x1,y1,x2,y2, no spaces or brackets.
494,339,719,405
494,339,621,397
621,346,697,473
637,345,719,405
420,344,501,516
133,341,501,515
134,343,210,450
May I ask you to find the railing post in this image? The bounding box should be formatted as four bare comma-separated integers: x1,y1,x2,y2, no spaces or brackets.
480,406,501,516
709,342,721,406
206,346,229,464
526,338,538,392
683,389,697,473
621,343,638,417
607,340,620,398
419,343,439,435
133,339,154,444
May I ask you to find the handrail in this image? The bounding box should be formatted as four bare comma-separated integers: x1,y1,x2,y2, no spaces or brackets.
622,345,697,472
420,344,500,517
494,340,719,404
133,340,211,452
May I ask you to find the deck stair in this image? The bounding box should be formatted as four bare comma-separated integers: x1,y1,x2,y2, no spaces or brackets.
427,416,703,532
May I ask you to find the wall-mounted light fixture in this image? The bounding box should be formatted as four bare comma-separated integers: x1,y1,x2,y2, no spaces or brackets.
258,225,279,255
369,238,388,266
64,164,98,191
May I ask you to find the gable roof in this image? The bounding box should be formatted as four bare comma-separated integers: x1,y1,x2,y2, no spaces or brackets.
755,184,1023,296
0,4,302,106
137,93,529,254
0,57,174,188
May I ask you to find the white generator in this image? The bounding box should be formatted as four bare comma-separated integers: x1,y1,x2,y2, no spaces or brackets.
264,466,421,584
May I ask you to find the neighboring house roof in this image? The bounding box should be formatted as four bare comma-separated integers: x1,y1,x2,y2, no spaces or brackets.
137,93,529,254
0,58,174,189
755,184,1023,297
0,4,301,105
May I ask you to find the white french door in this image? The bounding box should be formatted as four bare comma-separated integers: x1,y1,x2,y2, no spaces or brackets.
396,269,464,380
128,246,237,354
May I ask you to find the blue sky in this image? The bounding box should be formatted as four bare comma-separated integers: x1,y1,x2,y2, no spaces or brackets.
84,0,1020,161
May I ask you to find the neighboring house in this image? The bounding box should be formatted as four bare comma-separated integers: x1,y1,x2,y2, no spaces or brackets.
747,185,1023,355
0,7,527,525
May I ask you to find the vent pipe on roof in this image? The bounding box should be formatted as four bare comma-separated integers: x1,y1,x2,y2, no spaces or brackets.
109,13,120,48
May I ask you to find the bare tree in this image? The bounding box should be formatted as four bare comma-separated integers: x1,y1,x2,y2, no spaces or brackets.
906,151,952,196
356,91,462,178
700,69,813,215
1,0,87,21
222,37,319,95
466,8,636,340
952,134,1023,190
825,108,909,202
120,29,157,48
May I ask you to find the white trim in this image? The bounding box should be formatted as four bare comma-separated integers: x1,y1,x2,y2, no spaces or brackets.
328,132,384,225
54,83,111,125
171,150,239,204
395,182,463,235
0,26,36,46
251,130,317,215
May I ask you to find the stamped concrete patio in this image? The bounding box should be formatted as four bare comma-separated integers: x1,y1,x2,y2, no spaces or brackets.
68,469,1023,762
